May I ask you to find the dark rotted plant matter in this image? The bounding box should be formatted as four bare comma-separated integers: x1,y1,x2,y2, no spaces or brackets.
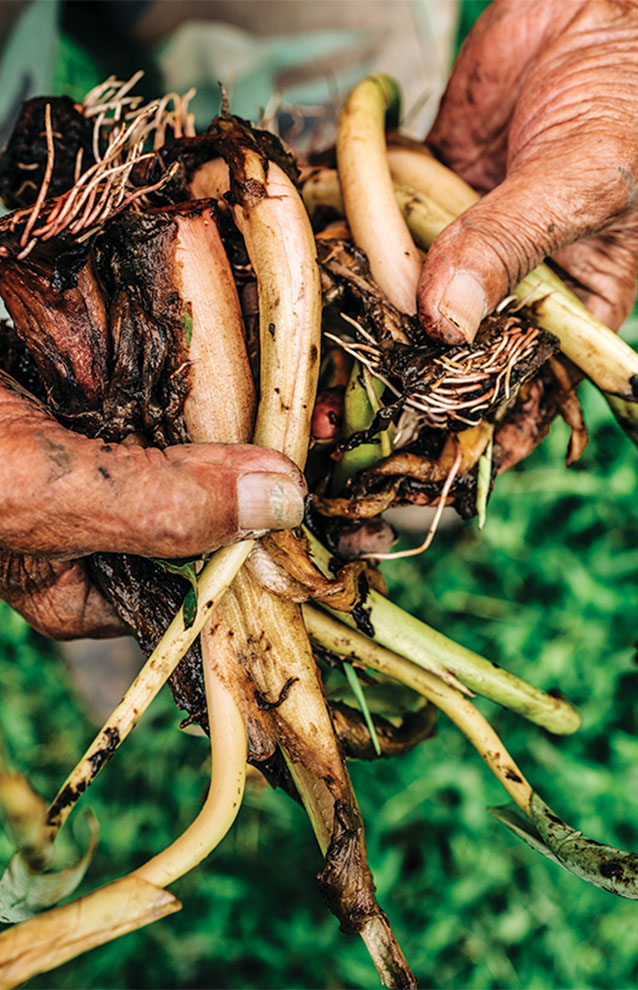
143,108,301,206
0,205,208,724
0,213,190,444
0,96,95,210
317,234,558,429
330,699,437,760
0,98,579,733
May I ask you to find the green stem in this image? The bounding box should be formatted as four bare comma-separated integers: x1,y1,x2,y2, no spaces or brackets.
343,663,382,756
302,605,533,813
331,360,390,493
476,433,494,531
304,529,581,735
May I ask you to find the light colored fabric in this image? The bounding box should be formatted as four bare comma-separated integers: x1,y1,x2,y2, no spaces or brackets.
156,0,458,142
0,1,457,149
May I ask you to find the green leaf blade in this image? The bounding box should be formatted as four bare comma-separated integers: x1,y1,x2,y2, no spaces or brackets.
491,795,638,900
0,811,98,923
343,664,382,757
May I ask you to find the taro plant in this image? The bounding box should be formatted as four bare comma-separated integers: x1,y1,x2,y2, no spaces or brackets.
0,74,636,990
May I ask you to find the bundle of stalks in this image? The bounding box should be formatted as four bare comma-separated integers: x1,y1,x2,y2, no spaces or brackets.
0,73,636,990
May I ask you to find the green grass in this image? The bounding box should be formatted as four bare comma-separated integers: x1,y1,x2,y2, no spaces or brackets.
1,369,637,989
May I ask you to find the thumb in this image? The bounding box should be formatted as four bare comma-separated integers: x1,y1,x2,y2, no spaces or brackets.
416,167,624,345
0,381,306,559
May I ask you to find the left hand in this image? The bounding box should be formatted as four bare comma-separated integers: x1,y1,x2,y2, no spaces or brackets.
0,552,126,640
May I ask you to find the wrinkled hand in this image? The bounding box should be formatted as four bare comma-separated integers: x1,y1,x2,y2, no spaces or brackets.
419,0,638,342
0,375,306,639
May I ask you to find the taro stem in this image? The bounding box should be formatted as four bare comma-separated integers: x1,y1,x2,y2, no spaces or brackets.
386,143,638,401
336,74,422,315
303,604,534,811
132,641,247,889
193,144,413,987
227,576,416,990
305,529,581,735
305,607,638,901
45,203,254,833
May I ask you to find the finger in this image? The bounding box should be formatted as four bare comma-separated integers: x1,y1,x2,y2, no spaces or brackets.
422,1,638,343
0,378,307,559
417,152,637,345
0,553,126,640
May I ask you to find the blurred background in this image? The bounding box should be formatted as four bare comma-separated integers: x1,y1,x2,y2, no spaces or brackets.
1,2,637,988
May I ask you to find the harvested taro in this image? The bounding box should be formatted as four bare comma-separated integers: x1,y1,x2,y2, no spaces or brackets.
0,72,636,990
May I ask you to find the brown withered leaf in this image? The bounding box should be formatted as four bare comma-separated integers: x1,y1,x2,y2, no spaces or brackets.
330,701,436,761
261,529,383,611
0,876,180,989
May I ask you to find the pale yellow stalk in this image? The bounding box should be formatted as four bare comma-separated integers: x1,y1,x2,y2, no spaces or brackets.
337,75,422,315
302,605,534,814
133,652,247,888
387,145,476,218
178,204,255,441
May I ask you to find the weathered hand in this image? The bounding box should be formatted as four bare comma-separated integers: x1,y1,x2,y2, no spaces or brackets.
0,374,306,638
418,0,638,343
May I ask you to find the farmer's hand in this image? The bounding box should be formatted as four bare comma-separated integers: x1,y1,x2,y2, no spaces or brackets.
418,0,638,343
0,374,306,639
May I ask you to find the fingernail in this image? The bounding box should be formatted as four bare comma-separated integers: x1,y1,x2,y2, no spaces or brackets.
237,472,305,531
438,272,487,343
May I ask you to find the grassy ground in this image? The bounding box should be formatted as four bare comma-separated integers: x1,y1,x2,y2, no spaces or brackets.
1,355,637,989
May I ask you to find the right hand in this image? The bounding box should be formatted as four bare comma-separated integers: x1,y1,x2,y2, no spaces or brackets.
417,0,638,343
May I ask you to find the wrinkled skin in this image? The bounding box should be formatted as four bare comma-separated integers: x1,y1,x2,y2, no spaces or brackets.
4,0,638,638
0,374,306,637
419,0,638,343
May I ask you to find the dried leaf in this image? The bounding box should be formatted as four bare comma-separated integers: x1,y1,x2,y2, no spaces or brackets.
0,875,181,988
0,769,49,871
261,529,377,611
548,359,588,465
312,483,400,519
